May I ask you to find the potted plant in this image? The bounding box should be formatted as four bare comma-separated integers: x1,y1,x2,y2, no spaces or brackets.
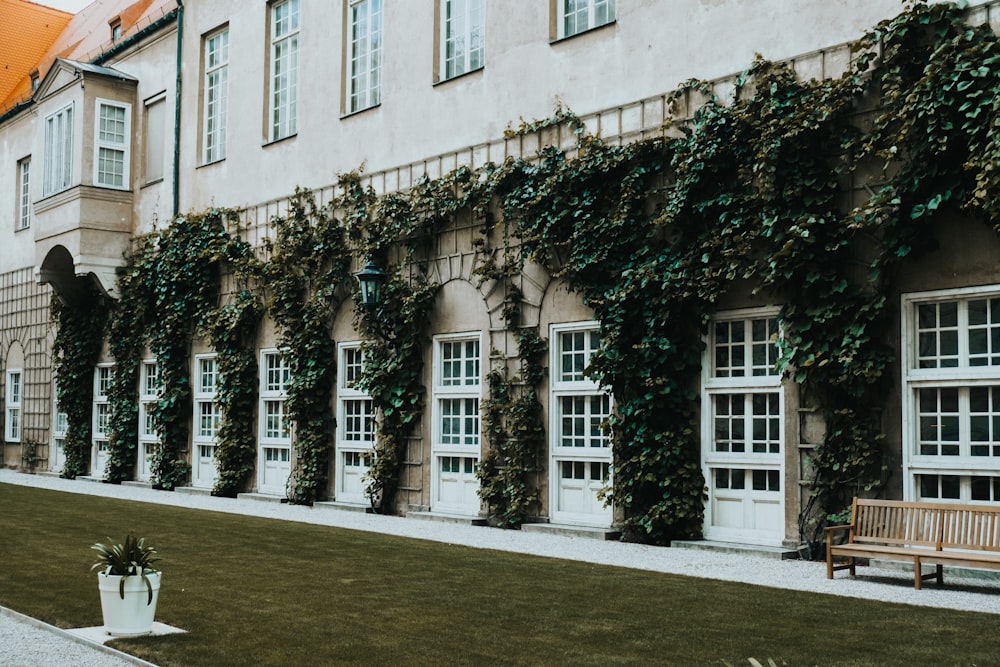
91,533,162,636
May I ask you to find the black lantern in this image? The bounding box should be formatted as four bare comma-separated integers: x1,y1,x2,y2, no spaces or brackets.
355,257,386,308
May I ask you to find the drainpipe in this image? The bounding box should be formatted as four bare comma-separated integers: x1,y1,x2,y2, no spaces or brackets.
172,0,184,218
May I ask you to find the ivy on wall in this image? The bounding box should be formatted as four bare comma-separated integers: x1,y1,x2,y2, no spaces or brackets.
51,292,106,479
50,1,1000,549
265,189,352,504
207,289,263,498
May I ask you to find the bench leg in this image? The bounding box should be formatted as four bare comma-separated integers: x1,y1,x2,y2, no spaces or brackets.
935,563,943,587
914,557,922,590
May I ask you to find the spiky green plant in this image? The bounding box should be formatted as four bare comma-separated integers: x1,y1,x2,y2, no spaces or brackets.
90,533,161,604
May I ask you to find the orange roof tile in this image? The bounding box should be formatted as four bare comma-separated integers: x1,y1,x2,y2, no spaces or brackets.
1,0,176,113
0,0,72,103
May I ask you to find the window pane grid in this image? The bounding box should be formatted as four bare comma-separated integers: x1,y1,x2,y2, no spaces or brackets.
349,0,382,113
96,103,128,188
264,400,289,439
95,403,111,436
915,385,1000,458
714,317,779,378
270,0,299,140
44,106,73,194
443,0,485,79
141,362,159,397
343,346,364,387
558,330,600,383
17,158,30,230
343,399,374,442
198,401,220,438
968,298,1000,366
713,391,781,455
198,358,217,394
264,353,289,393
562,0,615,37
96,366,113,397
714,467,780,492
440,397,479,446
441,339,480,386
559,393,611,448
204,29,229,162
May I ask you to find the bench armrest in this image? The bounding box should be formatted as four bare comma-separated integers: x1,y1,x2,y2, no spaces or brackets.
825,524,853,551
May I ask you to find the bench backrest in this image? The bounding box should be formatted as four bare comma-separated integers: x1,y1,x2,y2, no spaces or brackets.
852,498,1000,552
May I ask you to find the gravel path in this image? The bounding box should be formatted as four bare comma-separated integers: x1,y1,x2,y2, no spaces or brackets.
3,468,1000,665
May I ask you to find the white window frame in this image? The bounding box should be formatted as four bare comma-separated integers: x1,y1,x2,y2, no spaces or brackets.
138,360,160,481
549,322,613,526
16,156,30,230
43,103,73,196
51,379,68,473
260,349,291,446
701,307,785,545
143,94,166,184
269,0,299,141
93,98,132,190
336,342,374,503
347,0,382,113
92,363,114,476
440,0,485,81
5,369,23,442
194,354,221,444
203,26,229,162
557,0,616,39
902,285,1000,504
431,332,482,514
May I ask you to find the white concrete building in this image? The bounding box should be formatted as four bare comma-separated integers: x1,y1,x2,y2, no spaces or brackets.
5,0,1000,551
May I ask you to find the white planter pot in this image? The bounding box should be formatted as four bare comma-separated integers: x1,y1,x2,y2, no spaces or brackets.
97,570,161,636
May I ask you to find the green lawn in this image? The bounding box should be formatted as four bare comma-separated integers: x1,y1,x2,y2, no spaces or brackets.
1,482,998,666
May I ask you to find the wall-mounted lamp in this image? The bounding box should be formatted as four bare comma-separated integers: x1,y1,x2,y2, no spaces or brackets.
355,257,395,341
355,257,386,309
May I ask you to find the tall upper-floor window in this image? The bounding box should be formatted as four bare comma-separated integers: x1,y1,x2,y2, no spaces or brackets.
94,99,132,189
440,0,484,80
16,157,30,230
43,104,73,196
203,27,229,162
144,95,166,184
558,0,615,39
348,0,382,113
269,0,299,141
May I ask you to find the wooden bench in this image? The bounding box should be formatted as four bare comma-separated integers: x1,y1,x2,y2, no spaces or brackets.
826,497,1000,589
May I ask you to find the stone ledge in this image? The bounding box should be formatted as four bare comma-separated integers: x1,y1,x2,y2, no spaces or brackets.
671,539,801,560
174,486,211,495
521,523,621,540
313,500,372,513
406,511,488,526
236,492,286,503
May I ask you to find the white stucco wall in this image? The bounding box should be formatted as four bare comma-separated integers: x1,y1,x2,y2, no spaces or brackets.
178,0,941,213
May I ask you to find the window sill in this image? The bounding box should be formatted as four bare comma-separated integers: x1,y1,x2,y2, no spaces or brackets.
340,103,381,121
262,133,297,148
433,66,484,87
550,19,616,45
140,177,164,189
196,158,226,170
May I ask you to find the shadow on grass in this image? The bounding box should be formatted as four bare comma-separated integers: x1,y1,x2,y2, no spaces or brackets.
1,483,998,666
